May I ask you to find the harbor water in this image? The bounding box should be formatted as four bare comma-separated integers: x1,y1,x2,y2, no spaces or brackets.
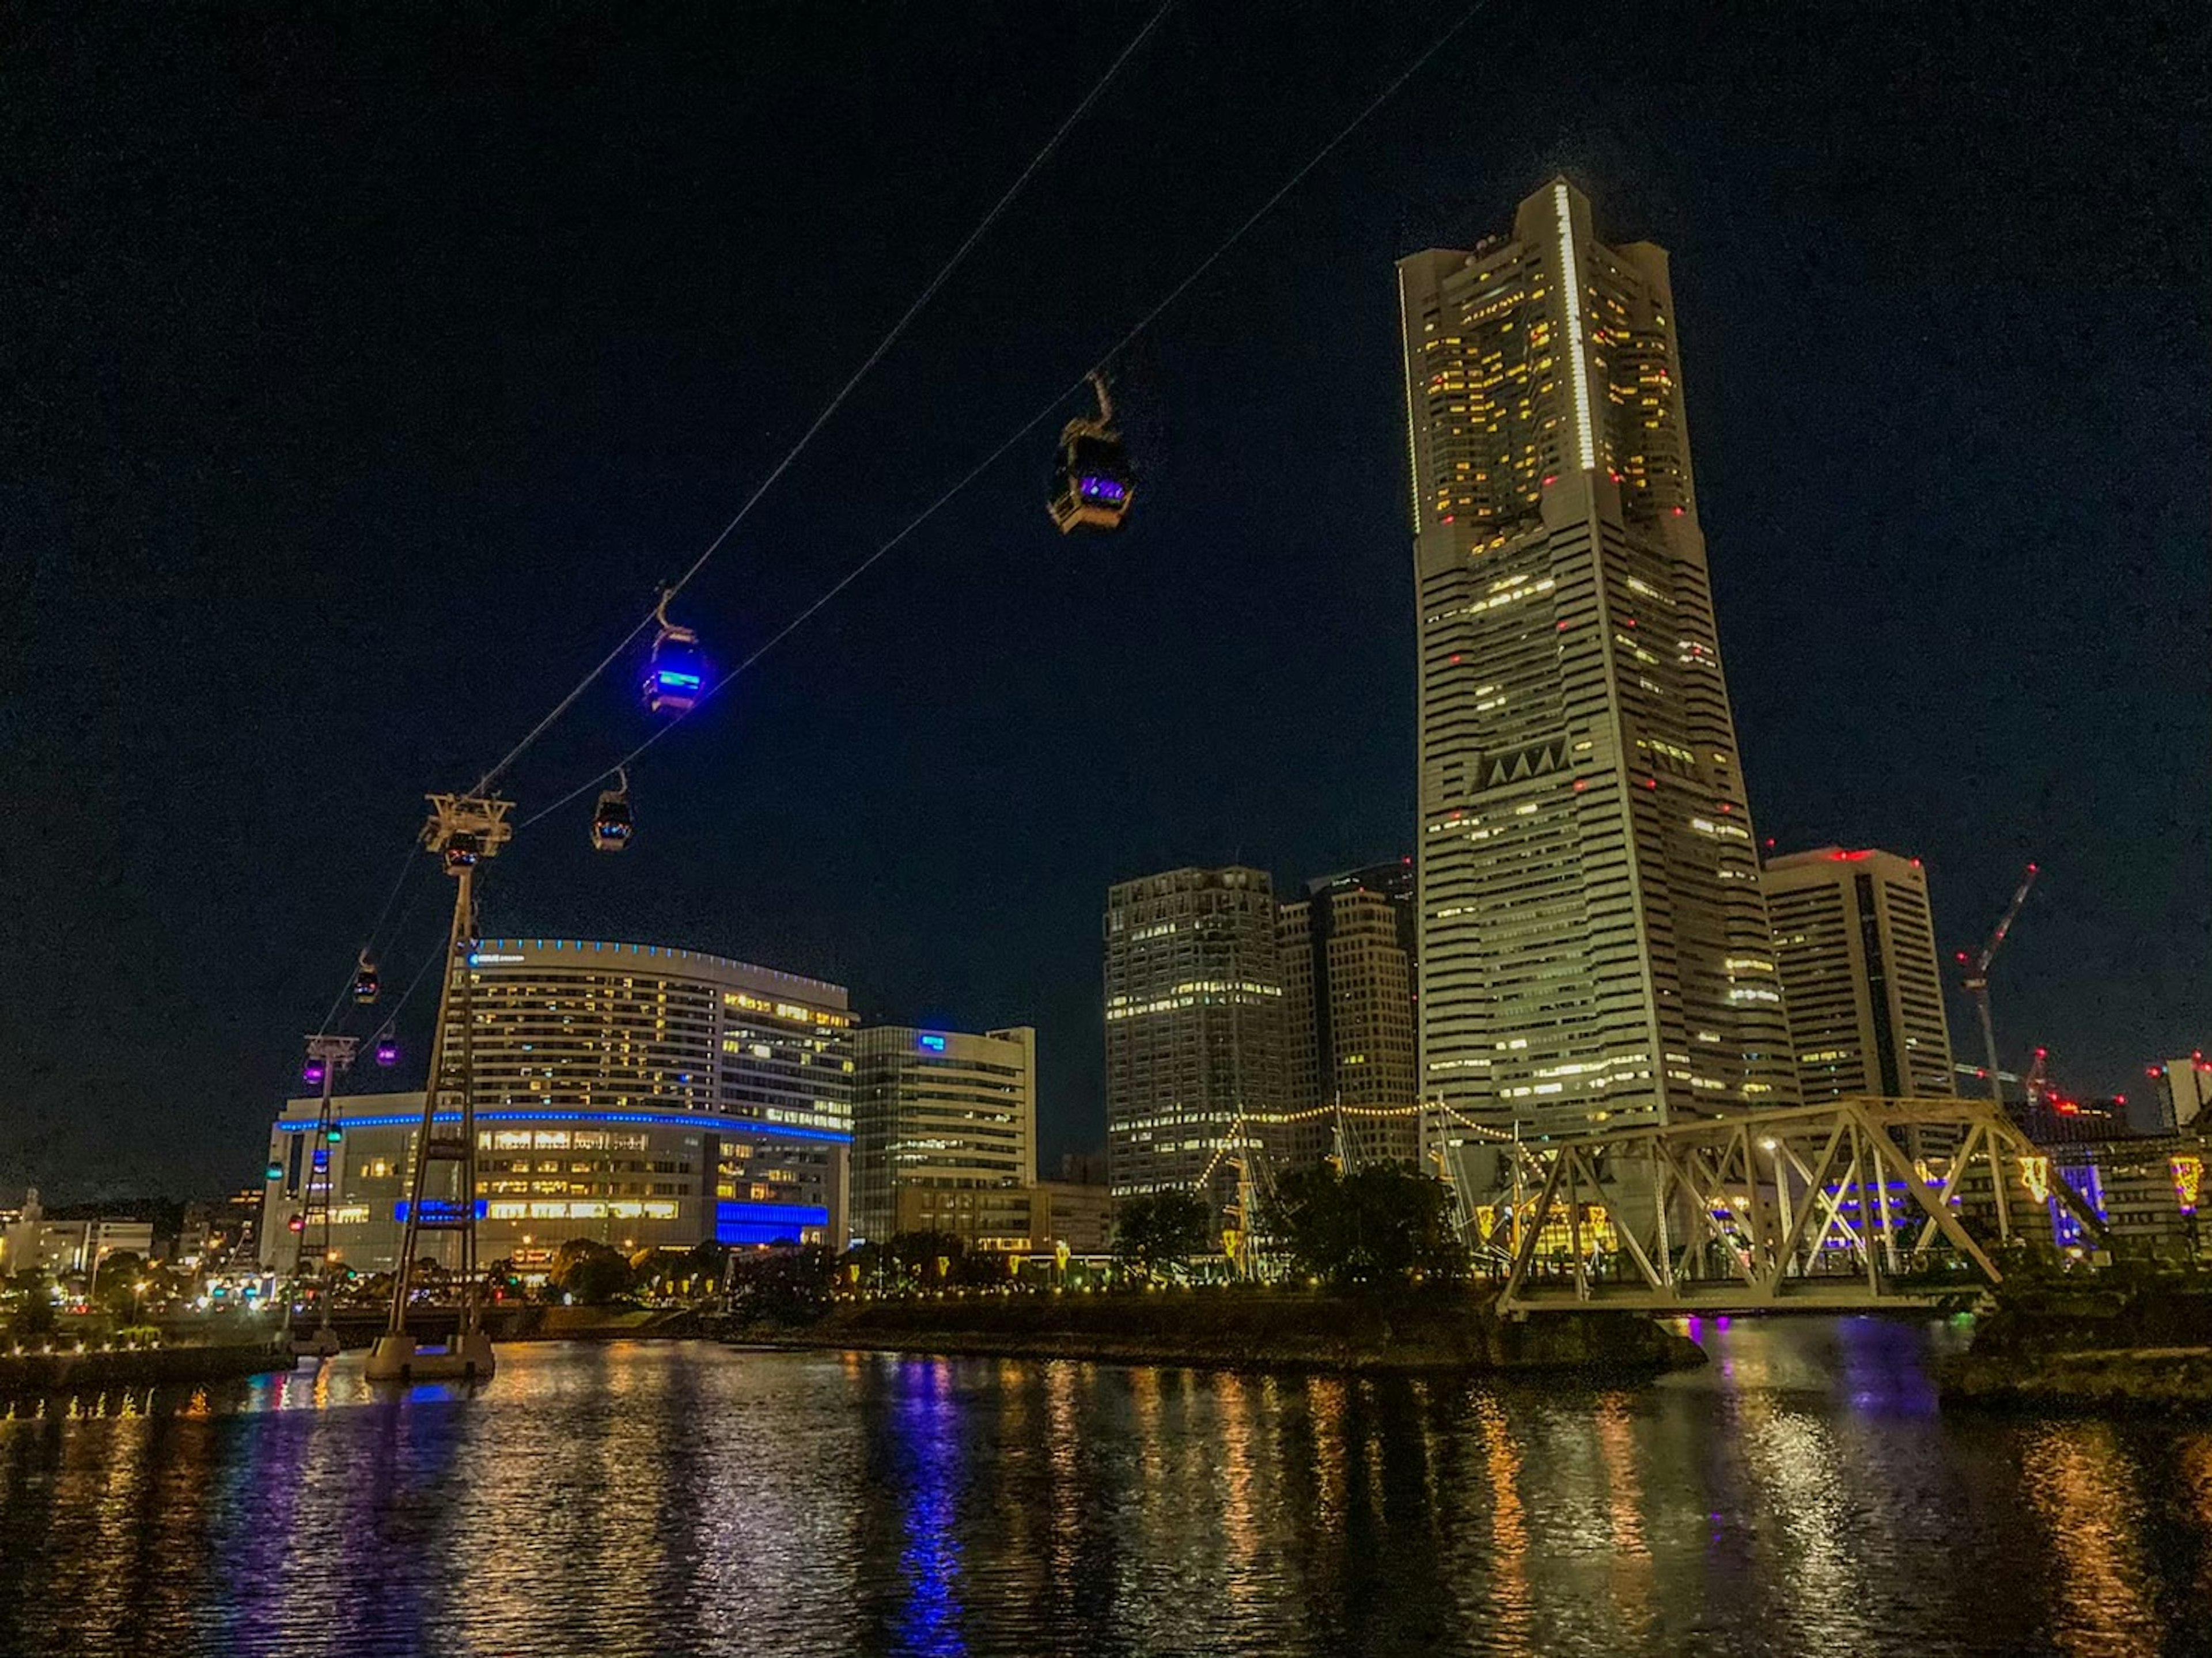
2,1318,2209,1655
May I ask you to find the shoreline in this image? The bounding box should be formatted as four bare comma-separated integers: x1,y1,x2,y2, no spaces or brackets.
723,1293,1706,1379
0,1342,294,1397
1940,1344,2212,1413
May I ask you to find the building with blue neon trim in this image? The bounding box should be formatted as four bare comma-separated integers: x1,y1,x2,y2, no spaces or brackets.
260,938,857,1272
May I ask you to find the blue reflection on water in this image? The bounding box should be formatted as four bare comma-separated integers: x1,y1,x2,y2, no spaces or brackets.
1834,1315,1942,1416
893,1360,965,1657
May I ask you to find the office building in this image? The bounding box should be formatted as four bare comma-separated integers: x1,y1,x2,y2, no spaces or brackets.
1028,1178,1115,1254
851,1025,1037,1248
886,1177,1114,1257
2152,1056,2212,1130
1397,179,1796,1184
2022,1126,2208,1262
1763,847,1956,1100
260,938,855,1272
1279,862,1421,1166
1104,867,1286,1208
1,1192,155,1278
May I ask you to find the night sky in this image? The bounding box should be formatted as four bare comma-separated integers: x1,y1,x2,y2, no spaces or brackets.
6,4,2206,1202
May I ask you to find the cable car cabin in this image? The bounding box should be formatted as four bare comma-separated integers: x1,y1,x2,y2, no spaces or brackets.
444,832,482,872
373,1034,400,1067
591,790,634,852
644,627,704,716
1048,428,1134,533
353,958,380,1004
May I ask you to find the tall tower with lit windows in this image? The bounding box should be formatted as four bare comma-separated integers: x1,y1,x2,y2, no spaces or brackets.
1103,867,1286,1214
1763,847,1956,1102
1396,180,1796,1182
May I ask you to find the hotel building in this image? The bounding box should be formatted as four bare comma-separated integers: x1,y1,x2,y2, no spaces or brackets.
261,938,855,1273
1397,179,1796,1191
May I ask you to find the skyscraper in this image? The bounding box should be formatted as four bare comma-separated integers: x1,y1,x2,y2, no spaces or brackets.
1397,180,1796,1174
1763,848,1956,1100
850,1024,1037,1248
1279,863,1421,1167
1103,867,1285,1208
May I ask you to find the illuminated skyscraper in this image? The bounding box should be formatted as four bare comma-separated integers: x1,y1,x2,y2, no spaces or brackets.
1763,848,1956,1100
1279,863,1421,1167
850,1024,1037,1248
1103,867,1285,1206
1397,180,1796,1177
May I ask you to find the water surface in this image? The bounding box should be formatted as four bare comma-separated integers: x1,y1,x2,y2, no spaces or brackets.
3,1318,2209,1656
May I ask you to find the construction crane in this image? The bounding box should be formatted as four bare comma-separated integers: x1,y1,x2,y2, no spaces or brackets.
1957,863,2039,1110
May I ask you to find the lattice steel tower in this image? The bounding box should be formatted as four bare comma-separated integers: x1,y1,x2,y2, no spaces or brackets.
364,793,512,1382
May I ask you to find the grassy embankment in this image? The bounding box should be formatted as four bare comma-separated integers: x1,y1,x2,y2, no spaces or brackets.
738,1285,1704,1376
1941,1272,2212,1411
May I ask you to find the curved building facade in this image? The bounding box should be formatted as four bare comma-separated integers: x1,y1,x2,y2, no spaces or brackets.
262,938,855,1273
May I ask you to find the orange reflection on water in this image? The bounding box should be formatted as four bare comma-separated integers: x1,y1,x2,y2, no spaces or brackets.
1594,1391,1653,1630
2019,1421,2161,1658
1307,1375,1349,1534
1475,1395,1535,1655
1215,1371,1263,1617
2180,1432,2212,1607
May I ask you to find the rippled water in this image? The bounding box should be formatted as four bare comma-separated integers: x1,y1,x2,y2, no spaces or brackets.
3,1318,2210,1655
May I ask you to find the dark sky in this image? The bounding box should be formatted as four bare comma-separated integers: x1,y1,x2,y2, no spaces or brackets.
6,3,2207,1202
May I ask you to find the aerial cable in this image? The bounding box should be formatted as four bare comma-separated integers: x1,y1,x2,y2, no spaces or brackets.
313,842,422,1034
463,0,1180,801
521,0,1490,830
386,938,449,1027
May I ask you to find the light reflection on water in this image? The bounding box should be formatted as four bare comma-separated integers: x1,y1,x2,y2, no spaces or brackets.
2,1320,2210,1655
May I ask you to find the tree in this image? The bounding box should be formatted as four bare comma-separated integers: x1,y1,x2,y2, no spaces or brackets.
1262,1161,1467,1290
7,1268,55,1337
549,1238,634,1304
1113,1190,1212,1281
725,1245,838,1325
92,1250,147,1318
672,1239,729,1300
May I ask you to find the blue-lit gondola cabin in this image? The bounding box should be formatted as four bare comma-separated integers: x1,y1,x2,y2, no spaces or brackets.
1048,373,1134,533
644,626,704,716
592,788,634,852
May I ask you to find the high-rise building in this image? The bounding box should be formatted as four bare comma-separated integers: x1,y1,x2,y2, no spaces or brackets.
260,937,856,1270
1397,179,1796,1179
1103,867,1286,1208
1279,863,1421,1166
1762,848,1956,1100
850,1025,1037,1248
2152,1056,2212,1131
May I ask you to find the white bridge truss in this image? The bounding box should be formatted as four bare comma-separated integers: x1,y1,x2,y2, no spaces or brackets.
1493,1096,2105,1315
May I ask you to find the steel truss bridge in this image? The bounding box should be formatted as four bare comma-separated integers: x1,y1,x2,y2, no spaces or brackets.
1490,1096,2105,1315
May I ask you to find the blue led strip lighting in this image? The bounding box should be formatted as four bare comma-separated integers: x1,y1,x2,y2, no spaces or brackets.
278,1108,850,1144
715,1200,830,1246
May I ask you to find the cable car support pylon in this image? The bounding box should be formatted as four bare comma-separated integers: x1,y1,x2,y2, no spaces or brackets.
280,1033,355,1360
364,793,512,1383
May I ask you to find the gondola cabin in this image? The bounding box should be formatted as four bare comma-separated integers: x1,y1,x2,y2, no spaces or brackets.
1047,372,1134,534
645,626,704,716
1049,430,1134,532
592,788,634,852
